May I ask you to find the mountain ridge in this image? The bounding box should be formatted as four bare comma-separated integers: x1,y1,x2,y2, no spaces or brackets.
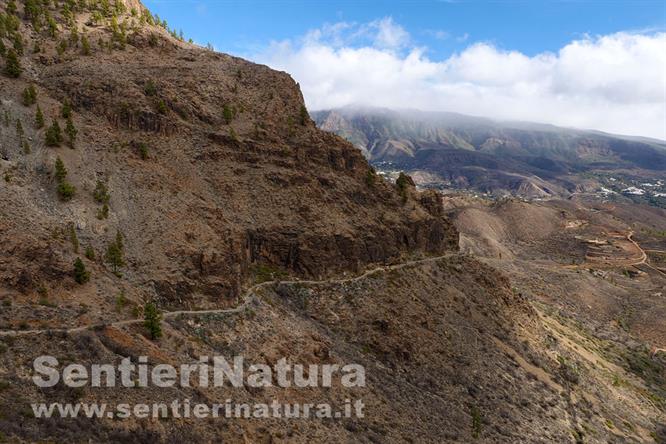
313,106,666,198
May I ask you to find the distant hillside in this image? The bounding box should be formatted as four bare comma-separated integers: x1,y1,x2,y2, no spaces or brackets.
313,107,666,198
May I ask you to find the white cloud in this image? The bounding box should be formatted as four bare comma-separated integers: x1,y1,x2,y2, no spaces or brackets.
254,20,666,139
370,17,410,49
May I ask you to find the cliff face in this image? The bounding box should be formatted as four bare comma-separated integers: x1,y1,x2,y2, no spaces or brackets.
0,0,457,312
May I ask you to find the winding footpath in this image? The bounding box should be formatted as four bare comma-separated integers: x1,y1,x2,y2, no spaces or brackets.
627,232,666,276
0,253,458,338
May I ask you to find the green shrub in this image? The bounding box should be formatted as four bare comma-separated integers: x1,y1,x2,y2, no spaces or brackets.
57,181,76,201
148,33,158,47
251,263,288,283
137,142,148,160
73,258,89,284
81,35,90,55
471,405,482,438
96,203,109,220
69,26,79,45
84,246,95,260
15,118,22,136
156,99,167,114
144,80,157,96
13,34,23,56
115,291,128,312
56,39,67,55
222,104,234,124
47,16,57,38
365,168,377,187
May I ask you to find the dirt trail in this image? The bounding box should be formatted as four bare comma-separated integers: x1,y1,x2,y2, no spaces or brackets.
627,232,647,266
0,253,458,337
628,233,666,276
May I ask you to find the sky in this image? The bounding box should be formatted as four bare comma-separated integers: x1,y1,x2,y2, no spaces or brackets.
144,0,666,139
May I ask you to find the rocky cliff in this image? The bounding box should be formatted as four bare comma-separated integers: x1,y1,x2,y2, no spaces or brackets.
0,0,457,315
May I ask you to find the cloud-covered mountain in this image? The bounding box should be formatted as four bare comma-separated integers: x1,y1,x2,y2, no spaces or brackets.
313,106,666,198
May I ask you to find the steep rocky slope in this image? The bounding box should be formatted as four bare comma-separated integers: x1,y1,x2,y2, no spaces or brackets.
0,0,456,319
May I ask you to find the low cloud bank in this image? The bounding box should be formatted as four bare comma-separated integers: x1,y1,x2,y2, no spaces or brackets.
254,20,666,139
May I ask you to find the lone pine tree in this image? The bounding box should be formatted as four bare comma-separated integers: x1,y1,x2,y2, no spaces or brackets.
105,231,125,275
143,302,162,340
35,105,44,128
73,258,90,284
3,49,21,78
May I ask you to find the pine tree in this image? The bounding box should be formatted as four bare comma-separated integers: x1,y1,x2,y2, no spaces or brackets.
22,85,37,105
73,258,90,284
3,49,21,78
65,116,77,147
93,180,110,203
68,223,79,253
396,172,414,203
61,101,72,119
299,105,309,125
12,33,23,56
115,230,124,253
143,302,162,340
45,120,63,146
105,231,125,275
54,156,67,182
35,105,44,128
